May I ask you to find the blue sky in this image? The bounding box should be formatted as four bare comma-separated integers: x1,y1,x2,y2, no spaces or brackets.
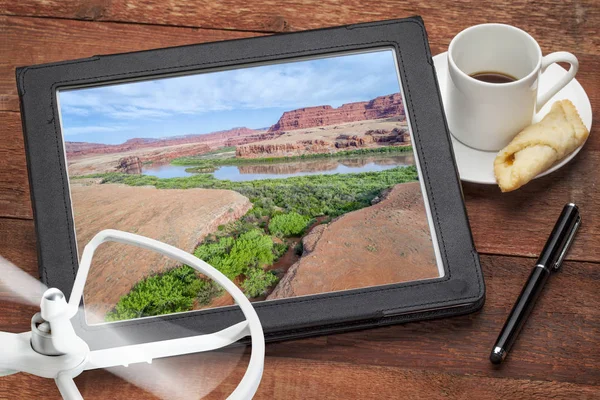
58,49,402,145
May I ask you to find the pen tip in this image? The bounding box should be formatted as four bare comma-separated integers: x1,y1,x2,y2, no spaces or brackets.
489,353,502,364
489,347,506,364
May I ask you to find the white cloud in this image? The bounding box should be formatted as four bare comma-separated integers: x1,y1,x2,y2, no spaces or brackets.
58,50,399,121
61,106,90,116
63,124,130,137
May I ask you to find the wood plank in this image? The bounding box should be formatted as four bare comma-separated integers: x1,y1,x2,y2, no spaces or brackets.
0,218,40,333
1,217,598,386
1,0,599,53
464,150,600,262
0,16,260,112
2,15,599,114
1,355,598,400
0,112,31,219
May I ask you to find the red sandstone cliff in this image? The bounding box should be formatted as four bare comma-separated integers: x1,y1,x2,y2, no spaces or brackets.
267,93,404,133
116,156,143,174
225,131,284,147
235,127,410,158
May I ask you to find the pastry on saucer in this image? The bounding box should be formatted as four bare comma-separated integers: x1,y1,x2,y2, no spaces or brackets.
494,100,589,192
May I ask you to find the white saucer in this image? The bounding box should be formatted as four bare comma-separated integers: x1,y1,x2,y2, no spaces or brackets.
433,52,593,184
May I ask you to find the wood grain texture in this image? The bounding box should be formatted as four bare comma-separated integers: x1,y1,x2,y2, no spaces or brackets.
2,356,600,400
465,151,600,262
1,1,599,398
1,0,599,50
0,112,31,219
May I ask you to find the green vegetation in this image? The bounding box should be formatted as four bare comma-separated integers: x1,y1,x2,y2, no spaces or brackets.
269,212,312,237
242,268,279,298
98,150,419,321
105,265,221,322
171,145,412,167
273,242,289,258
184,164,216,173
202,146,237,156
79,165,418,219
196,281,223,305
192,227,288,298
294,241,304,256
194,229,275,281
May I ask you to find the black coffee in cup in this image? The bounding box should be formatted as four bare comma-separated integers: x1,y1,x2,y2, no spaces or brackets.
469,71,517,84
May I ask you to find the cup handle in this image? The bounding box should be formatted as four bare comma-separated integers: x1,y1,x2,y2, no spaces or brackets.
536,51,579,112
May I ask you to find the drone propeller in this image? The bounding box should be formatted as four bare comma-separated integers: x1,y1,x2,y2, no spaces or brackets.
0,230,264,400
0,256,250,399
0,256,48,306
89,321,249,400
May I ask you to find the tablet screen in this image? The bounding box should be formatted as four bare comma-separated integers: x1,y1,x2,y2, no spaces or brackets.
57,48,443,324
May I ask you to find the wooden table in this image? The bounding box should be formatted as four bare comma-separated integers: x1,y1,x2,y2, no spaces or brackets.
1,1,598,398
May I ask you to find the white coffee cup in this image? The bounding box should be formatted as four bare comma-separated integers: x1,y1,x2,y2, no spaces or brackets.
445,23,578,151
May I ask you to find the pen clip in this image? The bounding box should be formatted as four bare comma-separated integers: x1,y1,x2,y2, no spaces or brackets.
553,215,581,271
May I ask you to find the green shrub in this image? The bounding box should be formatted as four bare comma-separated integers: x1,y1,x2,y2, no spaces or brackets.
242,267,279,298
194,229,275,280
105,265,218,322
196,280,223,305
228,229,275,271
294,241,304,256
194,236,235,261
268,212,312,237
185,163,216,173
273,242,289,259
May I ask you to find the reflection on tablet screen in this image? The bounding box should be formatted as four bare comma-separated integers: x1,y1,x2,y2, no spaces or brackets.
57,48,443,324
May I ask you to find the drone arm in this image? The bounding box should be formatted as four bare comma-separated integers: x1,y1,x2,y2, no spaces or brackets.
0,332,20,377
55,372,83,400
86,320,249,370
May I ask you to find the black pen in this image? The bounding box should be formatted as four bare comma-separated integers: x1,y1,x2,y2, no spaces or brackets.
490,203,581,364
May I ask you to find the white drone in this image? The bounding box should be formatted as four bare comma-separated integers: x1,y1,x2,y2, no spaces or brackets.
0,229,265,399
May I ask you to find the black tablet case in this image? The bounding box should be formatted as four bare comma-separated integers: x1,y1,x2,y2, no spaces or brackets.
16,17,484,349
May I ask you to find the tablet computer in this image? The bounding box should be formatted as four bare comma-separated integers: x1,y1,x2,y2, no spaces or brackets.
17,17,484,348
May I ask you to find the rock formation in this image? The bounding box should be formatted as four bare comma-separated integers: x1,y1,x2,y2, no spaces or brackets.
365,127,411,144
65,126,264,158
70,183,252,322
115,156,143,174
267,182,439,299
139,143,212,165
267,93,404,133
236,127,411,158
225,131,284,147
66,142,215,176
236,139,332,158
